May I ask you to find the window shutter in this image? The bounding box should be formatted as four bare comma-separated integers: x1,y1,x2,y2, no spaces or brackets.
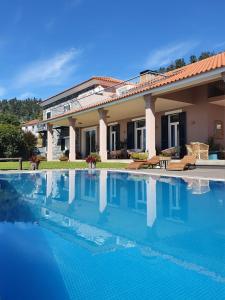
179,112,187,158
161,115,168,150
127,122,134,149
107,126,110,151
116,124,120,150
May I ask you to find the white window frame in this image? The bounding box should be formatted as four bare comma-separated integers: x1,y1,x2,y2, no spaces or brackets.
168,114,179,148
64,104,71,112
109,125,117,152
46,110,51,119
81,126,97,156
134,119,146,151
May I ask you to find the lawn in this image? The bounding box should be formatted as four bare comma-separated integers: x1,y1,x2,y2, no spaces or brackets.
0,161,128,170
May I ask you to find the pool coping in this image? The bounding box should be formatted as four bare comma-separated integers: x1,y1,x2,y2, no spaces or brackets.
0,168,224,182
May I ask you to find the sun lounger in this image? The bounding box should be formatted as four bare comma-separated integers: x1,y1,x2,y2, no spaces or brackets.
126,156,160,170
166,155,196,171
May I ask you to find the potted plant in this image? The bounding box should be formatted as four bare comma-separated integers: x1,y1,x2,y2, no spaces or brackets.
59,153,69,161
131,152,148,162
208,137,223,159
86,152,101,169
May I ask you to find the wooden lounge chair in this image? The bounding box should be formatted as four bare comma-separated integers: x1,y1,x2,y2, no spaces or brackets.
166,155,196,171
126,156,160,170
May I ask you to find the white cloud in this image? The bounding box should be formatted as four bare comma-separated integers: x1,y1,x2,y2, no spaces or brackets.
145,41,199,69
15,48,81,88
19,92,36,99
0,86,6,97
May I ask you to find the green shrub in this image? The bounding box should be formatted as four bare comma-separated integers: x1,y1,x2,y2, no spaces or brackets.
131,152,148,161
23,131,37,159
36,155,47,161
0,124,24,157
59,154,69,161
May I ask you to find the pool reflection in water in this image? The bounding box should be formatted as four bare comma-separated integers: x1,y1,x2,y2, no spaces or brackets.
0,170,225,300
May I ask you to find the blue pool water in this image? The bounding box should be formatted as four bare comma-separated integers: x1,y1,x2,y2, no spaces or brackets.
0,170,225,299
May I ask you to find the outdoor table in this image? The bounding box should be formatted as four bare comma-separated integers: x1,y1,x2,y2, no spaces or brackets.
159,157,171,169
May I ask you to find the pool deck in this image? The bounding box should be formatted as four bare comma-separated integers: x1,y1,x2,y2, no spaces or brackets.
124,168,225,181
0,167,224,181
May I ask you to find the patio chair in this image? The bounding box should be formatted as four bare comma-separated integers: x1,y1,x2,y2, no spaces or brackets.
166,155,196,171
110,150,122,159
126,156,160,170
186,144,193,156
191,142,209,160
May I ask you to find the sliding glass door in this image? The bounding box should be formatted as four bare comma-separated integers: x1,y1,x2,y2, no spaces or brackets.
85,130,96,156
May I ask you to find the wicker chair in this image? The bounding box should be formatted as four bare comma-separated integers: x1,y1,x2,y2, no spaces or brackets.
190,142,209,160
186,144,193,156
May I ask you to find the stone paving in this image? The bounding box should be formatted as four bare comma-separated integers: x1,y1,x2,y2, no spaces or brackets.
128,167,225,181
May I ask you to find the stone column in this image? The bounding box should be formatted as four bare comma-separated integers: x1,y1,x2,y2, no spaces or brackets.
144,94,156,158
146,177,156,227
47,123,53,161
68,117,76,161
98,109,108,162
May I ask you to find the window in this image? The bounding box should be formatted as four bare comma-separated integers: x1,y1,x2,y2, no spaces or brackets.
64,104,70,112
134,119,146,150
46,111,51,119
168,114,180,148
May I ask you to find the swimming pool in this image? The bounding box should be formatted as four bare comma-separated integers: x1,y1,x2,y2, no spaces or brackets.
0,170,225,299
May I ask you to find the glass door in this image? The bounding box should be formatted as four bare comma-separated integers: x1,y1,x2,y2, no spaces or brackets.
168,114,180,148
110,126,117,151
135,120,146,151
85,130,96,156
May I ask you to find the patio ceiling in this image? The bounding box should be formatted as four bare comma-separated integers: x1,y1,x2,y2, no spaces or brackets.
209,95,225,107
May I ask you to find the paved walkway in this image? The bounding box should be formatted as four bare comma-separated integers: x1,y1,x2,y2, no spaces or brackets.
127,168,225,181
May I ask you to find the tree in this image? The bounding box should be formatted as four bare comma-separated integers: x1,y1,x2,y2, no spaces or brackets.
189,55,198,63
23,131,37,158
198,51,215,61
175,58,186,69
0,113,20,126
166,63,176,71
0,124,24,157
0,98,42,122
155,50,217,74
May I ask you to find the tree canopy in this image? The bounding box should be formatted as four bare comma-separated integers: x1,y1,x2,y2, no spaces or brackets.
156,51,216,73
0,98,42,122
0,112,37,159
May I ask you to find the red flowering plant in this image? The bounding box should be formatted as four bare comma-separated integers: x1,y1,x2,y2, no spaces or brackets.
85,153,101,168
85,155,97,164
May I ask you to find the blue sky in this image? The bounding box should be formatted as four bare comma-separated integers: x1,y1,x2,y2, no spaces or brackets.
0,0,225,100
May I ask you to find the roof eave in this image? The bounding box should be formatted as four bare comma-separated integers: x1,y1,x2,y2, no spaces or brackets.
41,67,225,125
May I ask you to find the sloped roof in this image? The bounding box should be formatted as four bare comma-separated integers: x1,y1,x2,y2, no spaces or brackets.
22,119,39,126
44,52,225,122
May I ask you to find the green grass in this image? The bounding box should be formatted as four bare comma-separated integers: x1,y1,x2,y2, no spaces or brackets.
0,161,128,170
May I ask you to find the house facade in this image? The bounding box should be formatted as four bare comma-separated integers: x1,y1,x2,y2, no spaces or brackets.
40,52,225,161
22,119,40,137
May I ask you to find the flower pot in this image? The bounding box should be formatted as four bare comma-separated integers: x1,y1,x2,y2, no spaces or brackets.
88,162,96,169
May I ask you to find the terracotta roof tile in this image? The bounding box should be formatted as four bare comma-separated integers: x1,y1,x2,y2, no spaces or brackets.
45,52,225,122
22,119,39,126
91,76,124,83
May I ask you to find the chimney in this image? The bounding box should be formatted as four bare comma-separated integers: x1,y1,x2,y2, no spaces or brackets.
140,70,157,83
